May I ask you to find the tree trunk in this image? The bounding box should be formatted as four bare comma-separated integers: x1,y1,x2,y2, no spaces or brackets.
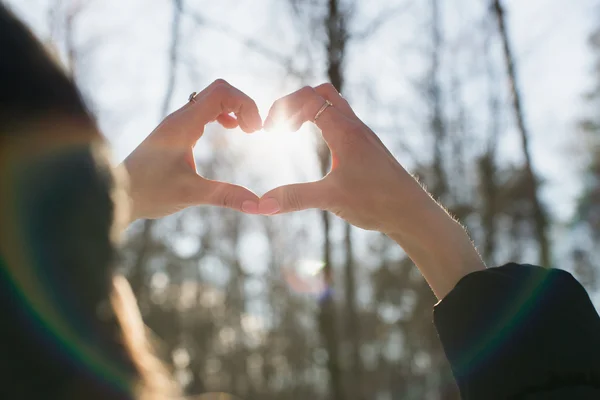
480,28,501,266
492,0,550,267
325,1,363,399
316,1,350,400
430,0,447,199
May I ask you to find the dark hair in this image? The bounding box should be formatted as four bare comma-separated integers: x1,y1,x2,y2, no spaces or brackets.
0,4,175,399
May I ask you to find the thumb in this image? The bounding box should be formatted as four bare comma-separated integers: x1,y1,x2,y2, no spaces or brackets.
201,179,260,213
258,180,331,215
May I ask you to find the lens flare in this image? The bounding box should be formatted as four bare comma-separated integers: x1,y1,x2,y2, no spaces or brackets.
282,259,329,298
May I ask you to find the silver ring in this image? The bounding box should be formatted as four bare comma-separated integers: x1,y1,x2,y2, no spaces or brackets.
314,100,333,121
188,92,198,103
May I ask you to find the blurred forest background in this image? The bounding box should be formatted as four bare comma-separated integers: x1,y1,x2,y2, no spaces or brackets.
7,0,600,399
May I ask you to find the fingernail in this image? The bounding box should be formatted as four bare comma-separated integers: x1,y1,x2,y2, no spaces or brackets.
258,198,280,215
242,200,259,214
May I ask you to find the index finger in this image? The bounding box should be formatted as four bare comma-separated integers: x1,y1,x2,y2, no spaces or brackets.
263,86,354,145
190,79,262,135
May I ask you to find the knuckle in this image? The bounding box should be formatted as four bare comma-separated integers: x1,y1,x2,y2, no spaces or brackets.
214,185,236,208
300,86,316,97
315,82,336,94
219,191,232,208
270,99,280,109
283,188,302,211
248,98,259,110
270,99,287,118
242,97,257,113
348,122,364,135
342,123,365,146
208,81,232,102
271,98,284,111
212,84,230,97
212,78,229,88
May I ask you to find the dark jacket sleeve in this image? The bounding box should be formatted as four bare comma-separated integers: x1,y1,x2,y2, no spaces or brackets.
433,263,600,399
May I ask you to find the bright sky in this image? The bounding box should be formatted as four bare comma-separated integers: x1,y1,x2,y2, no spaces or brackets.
7,0,599,243
507,0,597,220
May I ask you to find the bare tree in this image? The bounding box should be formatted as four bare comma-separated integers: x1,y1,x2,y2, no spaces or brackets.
429,0,447,199
321,1,366,400
492,0,550,267
129,0,184,295
479,23,502,265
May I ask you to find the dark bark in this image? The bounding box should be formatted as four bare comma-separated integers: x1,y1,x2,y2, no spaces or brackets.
325,1,362,398
316,1,350,400
430,0,447,199
481,29,501,265
492,0,550,267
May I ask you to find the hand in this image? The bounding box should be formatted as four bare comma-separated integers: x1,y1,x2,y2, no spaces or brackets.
123,79,262,222
258,83,433,236
259,83,485,299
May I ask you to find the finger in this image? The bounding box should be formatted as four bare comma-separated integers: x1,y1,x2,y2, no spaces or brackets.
264,86,355,146
315,83,396,161
201,179,260,213
280,84,357,132
285,84,355,131
313,83,357,118
258,180,333,215
264,86,319,131
216,113,239,129
190,79,262,137
286,110,306,132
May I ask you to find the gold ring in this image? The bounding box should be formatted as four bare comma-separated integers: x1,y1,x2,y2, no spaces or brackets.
314,100,333,121
188,92,198,103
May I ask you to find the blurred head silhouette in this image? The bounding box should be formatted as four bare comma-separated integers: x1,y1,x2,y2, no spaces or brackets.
0,4,175,399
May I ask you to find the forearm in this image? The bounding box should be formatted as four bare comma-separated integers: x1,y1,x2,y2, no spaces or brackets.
386,194,485,300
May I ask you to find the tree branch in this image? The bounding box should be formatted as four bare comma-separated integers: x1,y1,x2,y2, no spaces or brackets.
185,10,309,80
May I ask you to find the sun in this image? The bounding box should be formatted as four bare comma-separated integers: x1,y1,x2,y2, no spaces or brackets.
197,94,326,193
219,110,321,186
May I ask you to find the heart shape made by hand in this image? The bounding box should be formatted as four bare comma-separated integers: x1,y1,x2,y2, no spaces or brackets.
124,79,422,239
124,80,341,220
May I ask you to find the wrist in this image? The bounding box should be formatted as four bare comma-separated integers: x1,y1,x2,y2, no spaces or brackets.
117,161,142,224
110,163,137,235
386,198,485,299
